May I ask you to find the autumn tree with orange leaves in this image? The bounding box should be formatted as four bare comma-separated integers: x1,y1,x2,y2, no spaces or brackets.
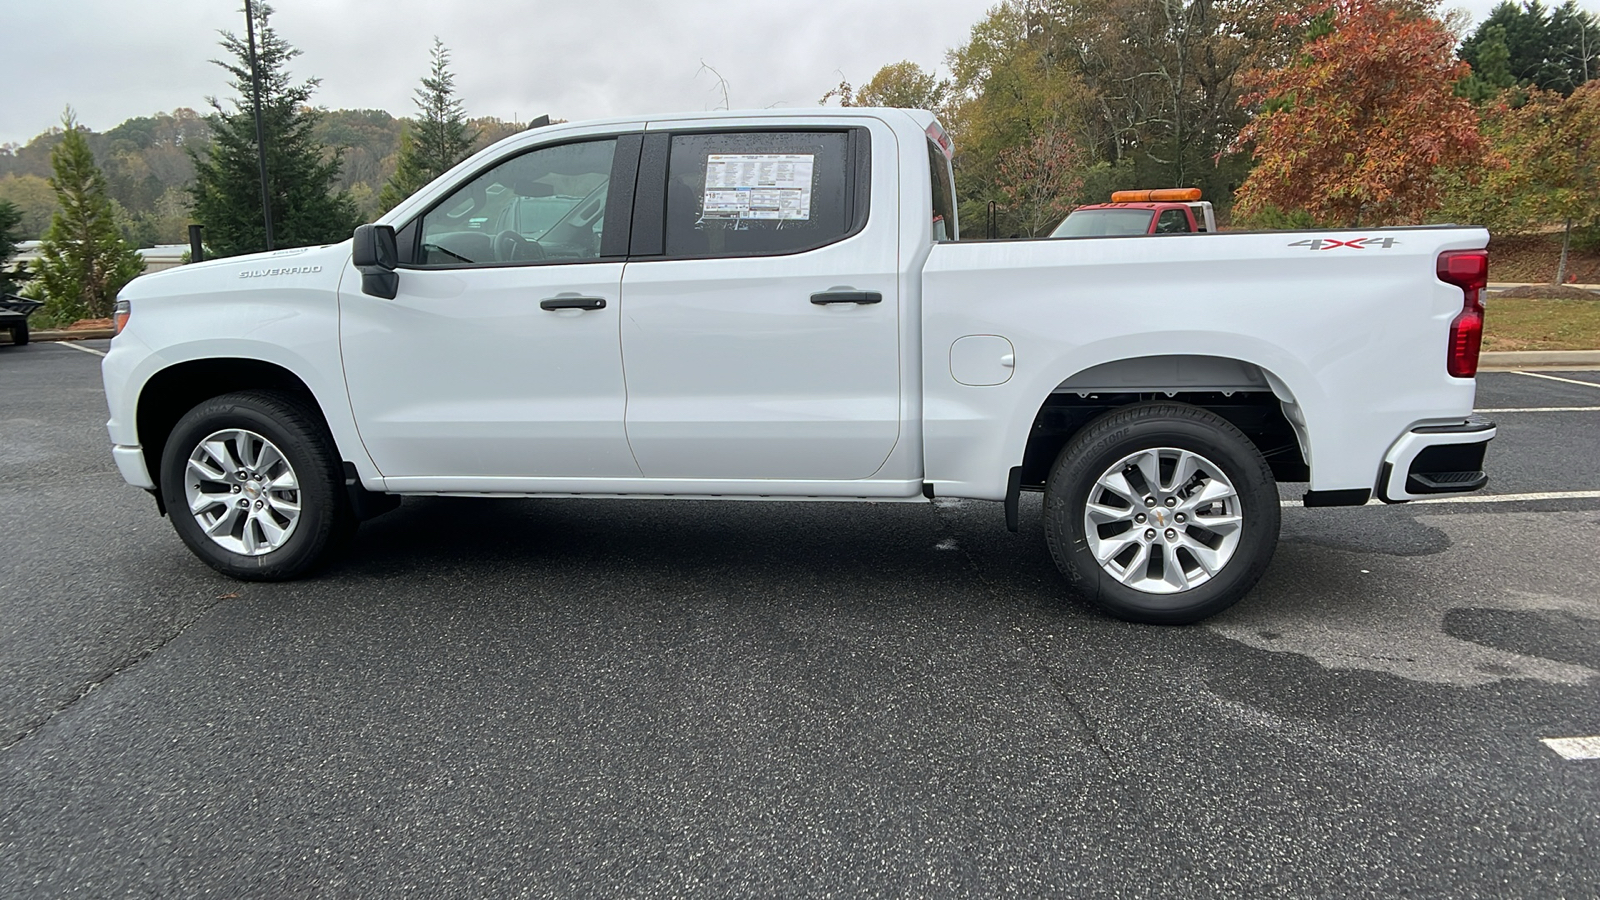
1231,0,1484,227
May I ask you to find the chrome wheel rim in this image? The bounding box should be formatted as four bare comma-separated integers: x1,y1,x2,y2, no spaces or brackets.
184,429,301,556
1083,447,1243,594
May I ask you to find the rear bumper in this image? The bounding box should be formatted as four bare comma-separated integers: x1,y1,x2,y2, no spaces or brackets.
1377,417,1496,503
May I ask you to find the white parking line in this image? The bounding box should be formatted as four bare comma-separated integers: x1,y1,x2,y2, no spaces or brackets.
55,342,106,357
1476,407,1600,413
1412,490,1600,504
1284,490,1600,508
1542,737,1600,760
1514,370,1600,390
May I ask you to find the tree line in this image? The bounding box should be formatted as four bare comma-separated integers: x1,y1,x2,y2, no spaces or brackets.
830,1,1595,252
3,0,1596,325
0,3,518,323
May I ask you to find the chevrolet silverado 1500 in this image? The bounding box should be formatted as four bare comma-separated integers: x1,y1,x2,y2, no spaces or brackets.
101,108,1496,623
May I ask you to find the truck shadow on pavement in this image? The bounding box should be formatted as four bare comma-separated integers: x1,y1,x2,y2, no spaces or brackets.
272,495,1600,690
335,495,1002,605
1277,506,1452,557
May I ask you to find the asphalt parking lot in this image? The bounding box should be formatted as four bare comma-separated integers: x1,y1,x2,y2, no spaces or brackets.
2,339,1597,898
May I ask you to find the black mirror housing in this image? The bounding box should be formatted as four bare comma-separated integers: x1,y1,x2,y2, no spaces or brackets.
353,224,397,269
352,224,399,299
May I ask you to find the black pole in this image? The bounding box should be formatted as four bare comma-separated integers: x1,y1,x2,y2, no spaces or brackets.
188,224,205,263
243,0,274,251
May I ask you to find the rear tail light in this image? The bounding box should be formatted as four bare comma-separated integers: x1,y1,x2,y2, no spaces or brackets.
113,298,130,336
1438,250,1488,378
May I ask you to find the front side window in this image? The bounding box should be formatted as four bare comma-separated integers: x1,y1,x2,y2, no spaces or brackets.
416,138,617,266
663,131,855,258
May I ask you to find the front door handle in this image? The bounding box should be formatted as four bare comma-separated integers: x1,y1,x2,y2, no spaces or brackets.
810,290,882,305
540,296,606,311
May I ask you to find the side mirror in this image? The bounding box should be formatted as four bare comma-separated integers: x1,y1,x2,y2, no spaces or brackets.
352,224,399,299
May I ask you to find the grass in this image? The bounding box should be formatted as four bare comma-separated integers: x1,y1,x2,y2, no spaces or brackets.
1483,297,1600,351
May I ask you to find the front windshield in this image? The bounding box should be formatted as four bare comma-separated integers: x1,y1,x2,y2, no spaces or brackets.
1051,208,1156,237
513,196,579,239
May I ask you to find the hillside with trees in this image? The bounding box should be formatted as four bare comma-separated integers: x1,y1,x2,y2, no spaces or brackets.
0,109,524,250
0,7,525,252
818,0,1598,258
0,0,1595,288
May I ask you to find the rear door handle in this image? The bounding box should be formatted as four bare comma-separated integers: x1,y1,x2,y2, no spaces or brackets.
539,296,606,311
810,290,882,305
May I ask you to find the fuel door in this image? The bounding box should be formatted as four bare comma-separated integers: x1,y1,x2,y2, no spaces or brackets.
950,335,1015,386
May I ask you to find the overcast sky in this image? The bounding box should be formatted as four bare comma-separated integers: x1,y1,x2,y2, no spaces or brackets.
0,0,1539,147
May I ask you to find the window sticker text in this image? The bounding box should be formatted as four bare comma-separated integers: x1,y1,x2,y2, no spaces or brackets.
702,154,815,222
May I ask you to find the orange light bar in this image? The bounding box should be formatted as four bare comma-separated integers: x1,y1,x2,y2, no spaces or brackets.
1110,188,1203,203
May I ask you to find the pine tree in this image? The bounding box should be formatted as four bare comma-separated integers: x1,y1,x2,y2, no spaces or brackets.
190,3,361,258
1458,24,1519,103
33,112,145,321
0,200,32,296
379,38,479,212
1459,1,1599,96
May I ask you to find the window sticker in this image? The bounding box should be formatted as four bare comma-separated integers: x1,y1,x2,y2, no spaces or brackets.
701,154,814,222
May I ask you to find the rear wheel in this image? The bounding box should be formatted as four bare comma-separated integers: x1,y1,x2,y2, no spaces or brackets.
160,391,355,580
9,323,26,345
1044,402,1280,624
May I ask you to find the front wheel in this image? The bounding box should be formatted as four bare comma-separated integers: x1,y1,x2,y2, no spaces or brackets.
9,323,27,345
159,391,355,580
1044,402,1280,624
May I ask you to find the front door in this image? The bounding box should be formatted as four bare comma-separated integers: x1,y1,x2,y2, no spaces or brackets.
339,134,640,481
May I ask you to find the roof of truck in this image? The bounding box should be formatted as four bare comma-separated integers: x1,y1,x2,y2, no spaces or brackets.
1071,203,1170,212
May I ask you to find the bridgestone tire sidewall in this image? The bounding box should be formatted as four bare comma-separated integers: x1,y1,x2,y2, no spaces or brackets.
159,392,347,581
1045,403,1280,625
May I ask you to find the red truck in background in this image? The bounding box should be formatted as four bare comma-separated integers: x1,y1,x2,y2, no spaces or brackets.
1051,188,1217,237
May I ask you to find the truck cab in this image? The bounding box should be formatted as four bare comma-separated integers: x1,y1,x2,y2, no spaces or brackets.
1051,189,1217,237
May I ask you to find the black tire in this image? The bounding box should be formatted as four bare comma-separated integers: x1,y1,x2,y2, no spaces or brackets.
1043,402,1280,625
159,391,356,580
9,323,26,345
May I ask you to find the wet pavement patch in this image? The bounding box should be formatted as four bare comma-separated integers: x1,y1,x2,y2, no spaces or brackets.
1444,607,1600,672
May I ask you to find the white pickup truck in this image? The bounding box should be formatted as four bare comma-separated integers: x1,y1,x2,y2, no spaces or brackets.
101,108,1496,624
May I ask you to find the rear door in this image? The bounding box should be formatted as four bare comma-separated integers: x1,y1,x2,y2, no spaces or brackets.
618,119,901,480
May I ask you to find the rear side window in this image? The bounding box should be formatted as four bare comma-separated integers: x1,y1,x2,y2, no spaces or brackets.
663,131,856,258
1154,208,1190,233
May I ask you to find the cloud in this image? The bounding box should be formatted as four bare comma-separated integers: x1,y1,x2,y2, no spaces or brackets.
0,0,1002,144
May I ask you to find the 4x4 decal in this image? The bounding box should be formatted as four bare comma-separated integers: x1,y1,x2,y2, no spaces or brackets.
1289,237,1400,250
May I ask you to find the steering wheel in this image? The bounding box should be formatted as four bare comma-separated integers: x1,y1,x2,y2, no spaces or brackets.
494,230,546,263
